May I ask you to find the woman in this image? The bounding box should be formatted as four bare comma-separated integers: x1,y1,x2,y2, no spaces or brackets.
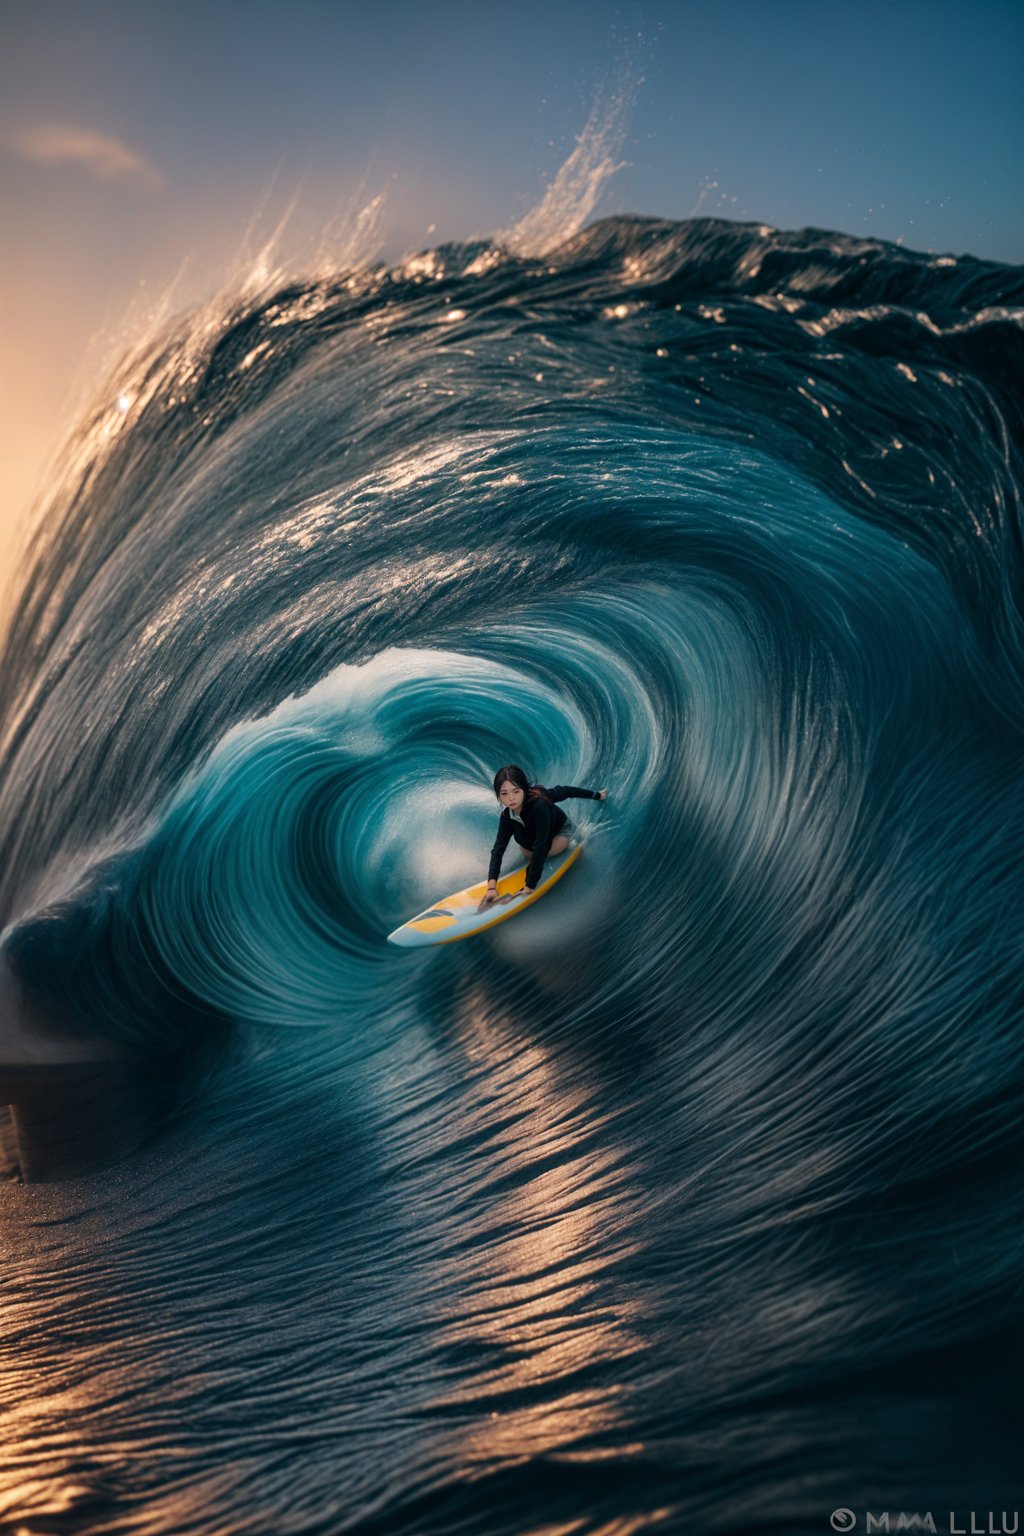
479,764,607,909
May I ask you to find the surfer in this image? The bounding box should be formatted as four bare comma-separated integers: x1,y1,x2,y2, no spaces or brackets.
480,765,606,909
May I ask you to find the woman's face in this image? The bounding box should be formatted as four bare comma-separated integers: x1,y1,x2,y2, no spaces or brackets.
498,779,525,813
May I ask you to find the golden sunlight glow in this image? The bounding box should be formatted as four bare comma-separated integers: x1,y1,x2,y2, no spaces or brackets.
427,986,646,1467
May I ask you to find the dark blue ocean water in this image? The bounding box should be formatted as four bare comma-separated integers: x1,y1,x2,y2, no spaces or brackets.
1,215,1022,1534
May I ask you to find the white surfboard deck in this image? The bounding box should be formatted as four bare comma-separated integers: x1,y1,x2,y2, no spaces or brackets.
387,843,584,948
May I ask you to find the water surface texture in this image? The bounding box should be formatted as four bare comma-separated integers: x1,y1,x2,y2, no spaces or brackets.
1,215,1023,1534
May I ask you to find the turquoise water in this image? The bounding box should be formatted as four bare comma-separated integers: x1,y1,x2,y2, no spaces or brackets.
0,217,1022,1533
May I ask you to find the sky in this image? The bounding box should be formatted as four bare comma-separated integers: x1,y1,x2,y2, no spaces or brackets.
1,0,1022,574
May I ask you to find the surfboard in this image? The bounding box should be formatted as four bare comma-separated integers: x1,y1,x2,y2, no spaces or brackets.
387,843,584,948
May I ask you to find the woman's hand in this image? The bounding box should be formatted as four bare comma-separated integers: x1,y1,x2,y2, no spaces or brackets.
477,886,500,913
597,788,608,800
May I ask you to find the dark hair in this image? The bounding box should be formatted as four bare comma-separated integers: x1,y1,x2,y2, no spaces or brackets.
492,764,551,804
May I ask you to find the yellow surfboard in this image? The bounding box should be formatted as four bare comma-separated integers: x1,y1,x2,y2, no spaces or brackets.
387,843,584,948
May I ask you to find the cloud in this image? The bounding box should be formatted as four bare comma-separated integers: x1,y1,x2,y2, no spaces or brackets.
11,123,161,186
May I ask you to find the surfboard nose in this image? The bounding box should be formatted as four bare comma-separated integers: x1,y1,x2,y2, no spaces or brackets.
387,915,454,946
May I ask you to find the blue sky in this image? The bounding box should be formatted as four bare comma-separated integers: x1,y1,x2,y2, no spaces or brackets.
1,0,1021,558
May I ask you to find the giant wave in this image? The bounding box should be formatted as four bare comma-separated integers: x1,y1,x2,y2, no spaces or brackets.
0,212,1022,1534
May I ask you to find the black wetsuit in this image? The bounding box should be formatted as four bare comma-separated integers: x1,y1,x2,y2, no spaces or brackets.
487,785,602,891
